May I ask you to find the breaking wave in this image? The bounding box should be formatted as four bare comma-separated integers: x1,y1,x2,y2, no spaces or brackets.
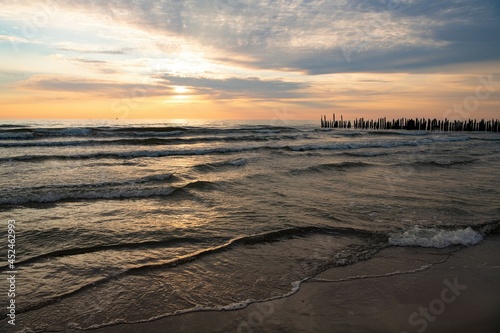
389,226,483,248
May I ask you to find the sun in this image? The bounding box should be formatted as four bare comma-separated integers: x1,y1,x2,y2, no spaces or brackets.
168,85,192,103
173,86,189,94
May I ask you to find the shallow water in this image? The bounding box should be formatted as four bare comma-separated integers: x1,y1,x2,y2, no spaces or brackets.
0,119,498,331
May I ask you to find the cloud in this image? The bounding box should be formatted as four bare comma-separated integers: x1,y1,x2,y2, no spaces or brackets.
155,74,308,99
0,33,42,49
5,0,499,75
56,47,133,55
49,54,123,75
0,34,26,43
0,70,25,77
17,75,173,98
70,58,107,64
83,0,498,74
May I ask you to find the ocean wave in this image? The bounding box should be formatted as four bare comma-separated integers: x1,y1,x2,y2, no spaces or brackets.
0,125,299,141
0,179,214,206
193,158,248,172
0,146,263,163
182,180,218,190
123,130,185,137
105,126,187,133
0,134,297,148
388,226,483,248
0,139,99,147
341,151,392,157
290,161,374,174
411,159,478,167
37,128,93,137
0,124,30,128
0,132,34,139
332,131,365,137
1,187,177,205
15,225,379,315
0,126,187,140
471,136,500,142
288,137,470,152
367,130,430,136
14,221,498,317
431,136,470,143
1,136,472,163
9,173,174,193
0,237,210,269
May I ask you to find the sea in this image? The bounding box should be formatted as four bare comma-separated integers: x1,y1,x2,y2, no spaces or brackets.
0,119,499,332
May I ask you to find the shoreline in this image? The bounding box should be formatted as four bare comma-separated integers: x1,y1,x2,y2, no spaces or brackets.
89,234,500,333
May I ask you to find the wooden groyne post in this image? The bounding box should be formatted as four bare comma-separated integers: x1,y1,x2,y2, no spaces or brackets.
320,114,500,132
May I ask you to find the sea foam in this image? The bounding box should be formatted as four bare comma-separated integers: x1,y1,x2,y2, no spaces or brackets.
389,226,483,248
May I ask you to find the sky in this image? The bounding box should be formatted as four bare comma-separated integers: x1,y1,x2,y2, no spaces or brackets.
0,0,499,120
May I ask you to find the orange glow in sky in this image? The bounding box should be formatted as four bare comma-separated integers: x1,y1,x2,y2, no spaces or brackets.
0,1,499,120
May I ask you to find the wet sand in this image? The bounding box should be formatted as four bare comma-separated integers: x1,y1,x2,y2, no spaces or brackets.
90,235,500,333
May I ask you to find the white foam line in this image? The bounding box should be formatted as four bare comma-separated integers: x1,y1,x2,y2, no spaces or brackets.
309,255,451,283
389,226,483,248
83,279,307,331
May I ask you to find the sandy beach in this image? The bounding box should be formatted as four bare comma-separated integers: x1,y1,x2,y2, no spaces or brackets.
88,234,500,333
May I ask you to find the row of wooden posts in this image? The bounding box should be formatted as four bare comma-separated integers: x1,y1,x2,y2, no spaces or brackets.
320,114,500,132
